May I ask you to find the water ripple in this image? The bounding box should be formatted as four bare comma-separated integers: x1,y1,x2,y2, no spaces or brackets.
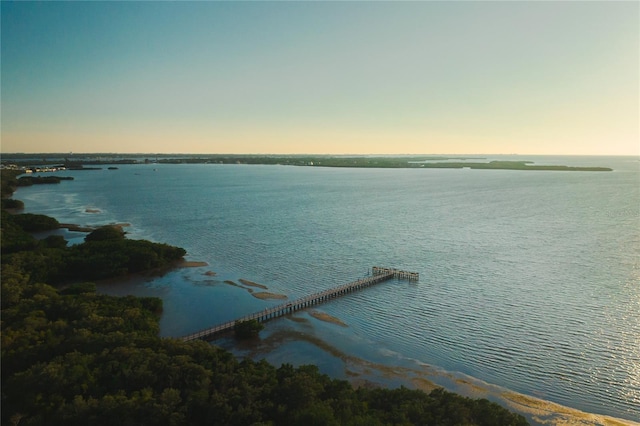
19,160,640,422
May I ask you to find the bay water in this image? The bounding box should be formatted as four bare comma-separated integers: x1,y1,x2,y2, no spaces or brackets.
16,156,640,422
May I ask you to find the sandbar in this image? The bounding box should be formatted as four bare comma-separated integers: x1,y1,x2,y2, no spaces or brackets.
238,278,268,289
251,292,288,300
309,310,347,327
177,261,208,268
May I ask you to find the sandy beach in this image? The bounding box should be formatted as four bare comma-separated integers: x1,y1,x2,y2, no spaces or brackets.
243,327,638,426
501,392,640,426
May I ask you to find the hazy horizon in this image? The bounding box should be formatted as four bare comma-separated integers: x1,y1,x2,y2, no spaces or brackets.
2,2,638,156
3,152,638,159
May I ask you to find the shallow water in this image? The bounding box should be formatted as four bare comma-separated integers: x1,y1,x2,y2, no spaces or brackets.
16,155,640,422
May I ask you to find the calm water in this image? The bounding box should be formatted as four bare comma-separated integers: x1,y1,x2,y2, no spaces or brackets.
17,156,640,422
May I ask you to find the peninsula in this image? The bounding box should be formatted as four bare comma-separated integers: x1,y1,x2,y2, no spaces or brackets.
1,154,612,171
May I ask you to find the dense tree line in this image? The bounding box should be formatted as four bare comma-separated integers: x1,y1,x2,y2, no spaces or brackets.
1,170,21,197
2,210,186,286
234,319,265,339
1,274,529,426
1,198,25,210
17,175,74,186
1,170,528,425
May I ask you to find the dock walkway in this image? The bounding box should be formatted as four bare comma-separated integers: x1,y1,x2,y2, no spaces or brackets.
181,266,418,342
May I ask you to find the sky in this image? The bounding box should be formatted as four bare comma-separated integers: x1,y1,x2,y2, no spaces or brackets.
1,1,638,156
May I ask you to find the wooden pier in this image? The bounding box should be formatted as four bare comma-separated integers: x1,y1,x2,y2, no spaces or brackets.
371,266,419,281
181,266,419,342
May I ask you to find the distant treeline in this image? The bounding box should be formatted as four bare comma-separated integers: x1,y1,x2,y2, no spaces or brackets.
152,157,610,171
2,154,611,171
18,175,75,185
1,169,529,425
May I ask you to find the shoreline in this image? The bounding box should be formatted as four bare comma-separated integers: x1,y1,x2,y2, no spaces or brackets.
236,326,639,426
1,154,615,171
7,170,638,425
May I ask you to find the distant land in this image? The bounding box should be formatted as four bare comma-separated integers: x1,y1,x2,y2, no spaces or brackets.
1,154,613,171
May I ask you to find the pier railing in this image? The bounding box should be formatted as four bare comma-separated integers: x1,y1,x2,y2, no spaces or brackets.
181,266,418,342
371,266,419,281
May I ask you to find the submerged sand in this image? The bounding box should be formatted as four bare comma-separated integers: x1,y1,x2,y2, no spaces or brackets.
238,278,268,289
224,278,287,300
309,310,347,327
238,329,639,426
251,292,288,300
502,392,640,426
177,261,209,268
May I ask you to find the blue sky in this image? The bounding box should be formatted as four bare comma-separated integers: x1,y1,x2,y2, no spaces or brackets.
1,1,638,155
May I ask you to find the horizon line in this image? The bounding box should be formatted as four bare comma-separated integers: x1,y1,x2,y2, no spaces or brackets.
1,152,638,157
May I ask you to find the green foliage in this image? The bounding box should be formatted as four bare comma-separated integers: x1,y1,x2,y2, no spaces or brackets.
56,238,187,282
0,266,530,426
1,210,39,254
234,319,264,339
85,225,126,242
11,212,60,232
42,235,68,249
60,282,97,295
2,221,187,285
17,175,74,186
1,169,21,197
1,198,24,210
2,293,530,426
